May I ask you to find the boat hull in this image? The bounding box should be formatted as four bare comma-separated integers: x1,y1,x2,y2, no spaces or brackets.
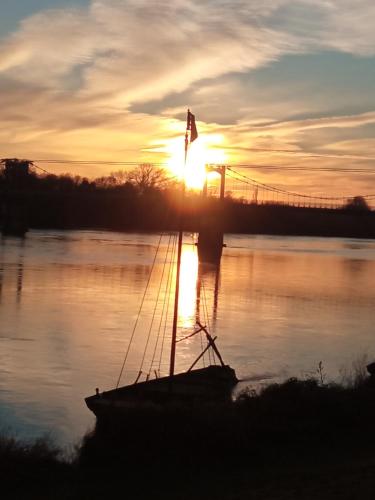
85,365,238,418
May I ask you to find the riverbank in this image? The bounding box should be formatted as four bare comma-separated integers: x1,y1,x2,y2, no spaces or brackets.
3,375,375,499
25,195,375,239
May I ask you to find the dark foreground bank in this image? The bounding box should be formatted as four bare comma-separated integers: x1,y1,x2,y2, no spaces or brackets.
3,376,375,499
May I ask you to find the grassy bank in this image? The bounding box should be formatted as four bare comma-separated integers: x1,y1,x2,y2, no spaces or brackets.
3,376,375,499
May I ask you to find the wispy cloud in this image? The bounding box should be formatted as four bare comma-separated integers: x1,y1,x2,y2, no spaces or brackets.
0,1,296,100
0,0,374,194
239,111,375,136
4,1,375,101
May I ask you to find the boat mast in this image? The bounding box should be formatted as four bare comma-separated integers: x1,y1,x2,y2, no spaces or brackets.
169,110,190,376
169,220,183,377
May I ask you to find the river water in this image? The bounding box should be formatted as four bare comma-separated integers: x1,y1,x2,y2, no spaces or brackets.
0,230,374,446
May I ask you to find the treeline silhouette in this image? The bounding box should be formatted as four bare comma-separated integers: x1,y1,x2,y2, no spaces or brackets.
1,163,374,238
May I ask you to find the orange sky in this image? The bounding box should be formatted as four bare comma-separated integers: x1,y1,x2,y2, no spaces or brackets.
1,1,375,198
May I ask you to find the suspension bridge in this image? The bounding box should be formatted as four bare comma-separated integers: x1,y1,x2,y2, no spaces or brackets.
2,157,374,210
208,166,375,210
1,157,375,264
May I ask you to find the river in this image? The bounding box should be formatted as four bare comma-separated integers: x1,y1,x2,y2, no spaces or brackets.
0,230,374,446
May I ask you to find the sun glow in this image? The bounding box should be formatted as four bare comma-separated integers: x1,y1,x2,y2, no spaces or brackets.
166,134,227,190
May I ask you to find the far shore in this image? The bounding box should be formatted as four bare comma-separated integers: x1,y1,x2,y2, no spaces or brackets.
1,167,375,240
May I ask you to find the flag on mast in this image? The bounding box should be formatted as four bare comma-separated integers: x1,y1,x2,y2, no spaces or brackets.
187,110,198,143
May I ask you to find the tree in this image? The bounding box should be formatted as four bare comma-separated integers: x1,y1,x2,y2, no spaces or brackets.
110,170,128,186
94,175,117,189
344,196,370,212
126,164,170,193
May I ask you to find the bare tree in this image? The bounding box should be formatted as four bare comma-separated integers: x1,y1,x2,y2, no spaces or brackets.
126,164,170,192
110,170,128,185
94,175,117,188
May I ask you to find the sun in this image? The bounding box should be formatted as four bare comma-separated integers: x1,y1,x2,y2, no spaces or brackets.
165,134,227,190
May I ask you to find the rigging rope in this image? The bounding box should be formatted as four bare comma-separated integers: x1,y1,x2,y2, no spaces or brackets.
201,275,215,365
139,234,173,377
157,234,177,373
116,233,164,388
146,233,174,376
200,325,206,368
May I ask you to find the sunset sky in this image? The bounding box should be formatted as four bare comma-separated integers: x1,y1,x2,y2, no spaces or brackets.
1,0,375,196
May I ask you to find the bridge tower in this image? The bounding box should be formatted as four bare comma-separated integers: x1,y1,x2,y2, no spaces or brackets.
197,165,226,263
1,158,31,236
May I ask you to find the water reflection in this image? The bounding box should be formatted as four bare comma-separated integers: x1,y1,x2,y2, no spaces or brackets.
0,231,375,445
0,265,3,303
177,244,222,332
196,262,221,329
178,244,198,328
0,236,25,305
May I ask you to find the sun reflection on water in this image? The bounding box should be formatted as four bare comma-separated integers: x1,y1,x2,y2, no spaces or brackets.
178,243,199,329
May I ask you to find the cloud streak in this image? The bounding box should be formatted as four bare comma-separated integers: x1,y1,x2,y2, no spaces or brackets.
0,0,297,102
4,0,375,102
0,0,374,195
